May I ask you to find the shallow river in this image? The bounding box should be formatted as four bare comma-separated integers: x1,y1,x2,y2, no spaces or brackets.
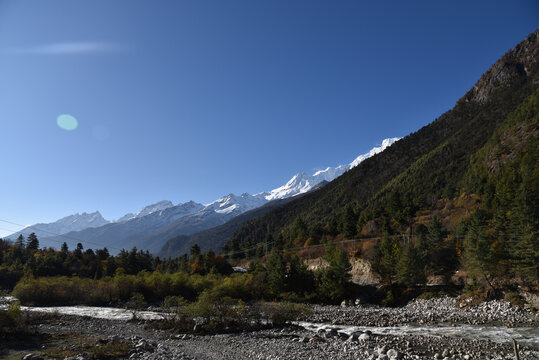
2,298,538,350
296,321,539,350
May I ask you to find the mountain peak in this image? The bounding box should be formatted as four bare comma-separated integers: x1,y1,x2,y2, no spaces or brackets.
5,211,111,241
87,210,104,218
116,200,174,223
265,138,399,201
135,200,173,216
460,29,538,104
349,137,400,168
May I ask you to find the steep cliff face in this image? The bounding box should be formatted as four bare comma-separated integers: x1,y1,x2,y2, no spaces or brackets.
460,29,539,104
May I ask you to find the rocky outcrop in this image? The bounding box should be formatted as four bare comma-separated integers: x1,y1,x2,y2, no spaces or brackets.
304,258,329,272
520,291,539,308
460,28,539,104
305,257,380,285
350,258,380,285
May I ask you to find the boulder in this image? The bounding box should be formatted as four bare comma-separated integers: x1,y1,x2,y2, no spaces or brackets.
23,355,44,360
309,335,325,343
359,333,371,342
387,349,403,360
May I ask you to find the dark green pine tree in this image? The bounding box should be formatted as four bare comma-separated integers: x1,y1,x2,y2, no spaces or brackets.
286,254,314,295
26,232,39,250
424,215,450,274
263,233,273,255
414,224,429,271
464,209,497,291
512,230,539,283
203,249,216,273
377,234,400,284
228,237,241,259
291,217,308,243
15,234,24,247
274,234,285,251
265,250,286,297
427,215,447,247
396,242,424,286
326,218,338,237
509,182,539,283
190,243,201,259
387,192,415,229
74,242,84,259
96,247,109,261
340,205,357,239
60,242,69,253
318,243,352,302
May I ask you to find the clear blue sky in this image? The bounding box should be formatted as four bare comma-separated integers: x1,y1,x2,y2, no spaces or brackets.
0,0,537,237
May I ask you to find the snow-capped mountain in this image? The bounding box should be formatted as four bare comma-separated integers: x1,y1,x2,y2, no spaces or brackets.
36,201,204,252
151,137,400,244
5,211,110,241
349,138,399,167
205,193,268,215
264,137,399,200
155,139,399,257
6,138,399,253
116,200,174,222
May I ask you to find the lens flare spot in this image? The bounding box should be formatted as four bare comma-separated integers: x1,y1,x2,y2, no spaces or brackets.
57,114,78,131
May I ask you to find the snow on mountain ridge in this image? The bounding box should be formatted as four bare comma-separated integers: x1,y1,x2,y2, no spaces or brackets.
119,138,400,225
198,137,400,211
116,213,135,223
205,193,267,215
116,200,174,222
349,137,400,168
265,137,400,201
6,138,399,250
119,200,204,228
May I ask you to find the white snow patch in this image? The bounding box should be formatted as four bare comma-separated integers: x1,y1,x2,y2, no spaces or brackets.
264,137,400,201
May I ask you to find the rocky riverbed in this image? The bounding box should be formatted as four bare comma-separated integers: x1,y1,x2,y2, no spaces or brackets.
5,297,539,360
305,297,539,327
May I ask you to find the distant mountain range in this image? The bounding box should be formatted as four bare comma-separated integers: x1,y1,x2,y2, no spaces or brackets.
6,211,110,241
5,138,399,254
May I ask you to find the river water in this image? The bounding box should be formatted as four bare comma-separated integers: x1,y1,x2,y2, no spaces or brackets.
2,298,538,350
296,321,539,350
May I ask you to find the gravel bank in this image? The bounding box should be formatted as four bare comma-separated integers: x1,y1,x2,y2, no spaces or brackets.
11,297,539,360
27,315,538,360
305,297,539,327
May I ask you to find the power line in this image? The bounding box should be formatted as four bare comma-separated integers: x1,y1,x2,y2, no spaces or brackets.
221,236,383,258
220,232,533,259
0,226,22,235
0,218,122,251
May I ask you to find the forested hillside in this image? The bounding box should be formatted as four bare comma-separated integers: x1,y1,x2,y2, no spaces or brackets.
224,30,539,286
